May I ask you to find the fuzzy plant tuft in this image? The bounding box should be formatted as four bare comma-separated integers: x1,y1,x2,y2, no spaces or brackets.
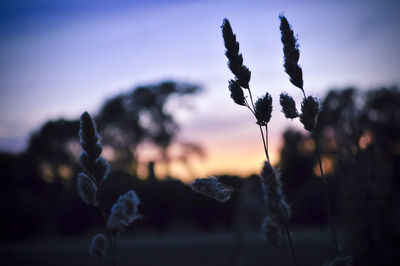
260,161,291,227
78,112,109,186
89,234,107,260
229,79,246,106
221,18,273,161
300,96,320,132
261,216,281,246
278,15,342,257
107,190,141,235
77,172,98,206
220,17,297,265
222,18,251,89
280,92,299,119
190,176,233,203
279,15,304,95
76,111,141,266
255,93,273,126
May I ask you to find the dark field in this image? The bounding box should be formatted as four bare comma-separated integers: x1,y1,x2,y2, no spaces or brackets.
1,227,342,266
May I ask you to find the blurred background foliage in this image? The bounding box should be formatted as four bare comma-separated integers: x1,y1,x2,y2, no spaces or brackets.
1,83,399,265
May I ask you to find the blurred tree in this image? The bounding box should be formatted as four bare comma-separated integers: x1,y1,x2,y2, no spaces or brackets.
316,86,400,265
0,80,203,239
96,81,203,174
278,86,400,264
278,129,327,225
26,119,80,183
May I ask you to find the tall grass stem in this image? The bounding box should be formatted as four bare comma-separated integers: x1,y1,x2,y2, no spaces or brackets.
248,86,270,161
285,226,299,266
264,126,270,162
259,126,270,162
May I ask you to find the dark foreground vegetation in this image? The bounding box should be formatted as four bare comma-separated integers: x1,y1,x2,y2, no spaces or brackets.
1,229,339,266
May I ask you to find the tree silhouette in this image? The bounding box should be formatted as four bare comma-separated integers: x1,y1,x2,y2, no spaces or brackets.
314,86,400,265
96,80,203,174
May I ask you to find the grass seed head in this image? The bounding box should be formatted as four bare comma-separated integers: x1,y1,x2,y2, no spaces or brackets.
255,93,273,126
88,234,106,260
279,15,304,92
77,172,98,205
79,112,99,150
222,18,251,89
262,216,281,246
107,190,141,235
280,92,299,119
300,96,320,132
93,157,110,185
190,177,233,203
229,79,246,106
260,161,291,226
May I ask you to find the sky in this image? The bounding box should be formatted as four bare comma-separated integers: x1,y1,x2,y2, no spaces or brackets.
1,0,399,181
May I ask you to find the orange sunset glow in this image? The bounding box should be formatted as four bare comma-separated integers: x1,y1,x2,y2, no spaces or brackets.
134,128,282,183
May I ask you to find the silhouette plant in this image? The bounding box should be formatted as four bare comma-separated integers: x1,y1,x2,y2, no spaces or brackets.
278,15,341,257
222,19,271,162
77,112,141,266
190,176,233,203
220,18,298,266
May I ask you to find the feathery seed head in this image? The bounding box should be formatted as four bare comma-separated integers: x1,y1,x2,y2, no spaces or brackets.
93,157,110,184
260,161,281,196
77,172,98,205
274,199,291,226
79,151,92,173
222,19,239,55
236,66,251,89
300,96,320,132
221,18,251,89
255,93,273,126
229,79,246,106
190,177,233,203
85,143,103,159
260,161,291,226
280,92,299,119
107,190,141,234
262,216,281,246
88,234,106,260
79,112,99,149
279,15,304,92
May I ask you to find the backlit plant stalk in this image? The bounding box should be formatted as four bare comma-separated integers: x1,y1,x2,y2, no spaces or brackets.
222,19,271,162
222,18,298,266
278,15,339,254
77,112,141,266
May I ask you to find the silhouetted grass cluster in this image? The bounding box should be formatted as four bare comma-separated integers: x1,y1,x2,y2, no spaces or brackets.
77,112,141,266
198,14,355,266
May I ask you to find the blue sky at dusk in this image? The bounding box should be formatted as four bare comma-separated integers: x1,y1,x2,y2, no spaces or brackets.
1,0,399,180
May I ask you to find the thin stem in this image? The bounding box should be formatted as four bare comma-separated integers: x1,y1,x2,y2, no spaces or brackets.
246,86,256,110
246,87,270,161
301,88,306,99
245,102,255,116
285,226,299,266
247,87,296,265
259,126,270,161
264,125,270,162
314,135,339,254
